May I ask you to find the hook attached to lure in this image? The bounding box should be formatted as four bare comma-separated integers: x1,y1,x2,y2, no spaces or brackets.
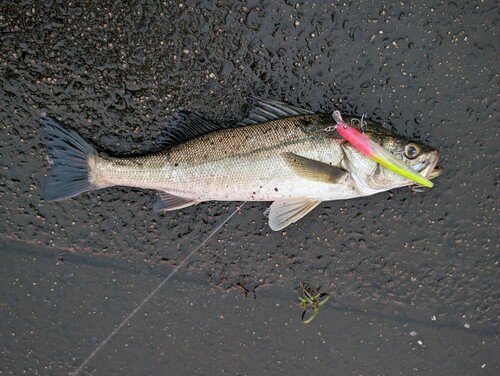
331,111,434,188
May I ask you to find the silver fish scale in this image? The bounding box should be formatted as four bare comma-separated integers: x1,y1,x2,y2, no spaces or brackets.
88,115,360,202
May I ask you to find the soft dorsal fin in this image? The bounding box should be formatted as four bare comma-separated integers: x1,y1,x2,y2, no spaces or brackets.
153,191,198,211
160,111,223,147
267,198,322,231
283,152,348,184
237,97,313,126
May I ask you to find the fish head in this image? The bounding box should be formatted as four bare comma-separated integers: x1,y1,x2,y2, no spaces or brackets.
343,119,443,192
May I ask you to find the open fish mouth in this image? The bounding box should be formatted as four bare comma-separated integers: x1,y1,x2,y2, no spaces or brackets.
411,150,443,180
410,150,443,191
427,165,443,179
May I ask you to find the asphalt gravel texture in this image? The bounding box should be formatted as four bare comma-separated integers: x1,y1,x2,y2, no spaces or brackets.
1,1,498,375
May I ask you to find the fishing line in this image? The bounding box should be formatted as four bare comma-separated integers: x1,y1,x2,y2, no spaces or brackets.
71,202,247,375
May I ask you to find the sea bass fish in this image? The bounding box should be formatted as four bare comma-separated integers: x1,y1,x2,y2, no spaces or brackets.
41,98,442,230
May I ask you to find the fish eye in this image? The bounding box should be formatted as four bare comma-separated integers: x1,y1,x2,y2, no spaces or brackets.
404,143,421,159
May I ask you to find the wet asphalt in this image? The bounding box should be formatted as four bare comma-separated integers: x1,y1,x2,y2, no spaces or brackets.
1,1,498,375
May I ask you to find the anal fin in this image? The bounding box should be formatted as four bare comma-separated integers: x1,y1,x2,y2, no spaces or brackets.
154,192,198,211
267,198,322,231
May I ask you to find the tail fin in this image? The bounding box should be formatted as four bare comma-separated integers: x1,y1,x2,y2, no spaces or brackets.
41,116,99,202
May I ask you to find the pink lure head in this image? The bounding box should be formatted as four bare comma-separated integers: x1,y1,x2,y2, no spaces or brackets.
331,110,374,156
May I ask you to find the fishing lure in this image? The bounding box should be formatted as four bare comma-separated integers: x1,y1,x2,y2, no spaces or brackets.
331,111,433,188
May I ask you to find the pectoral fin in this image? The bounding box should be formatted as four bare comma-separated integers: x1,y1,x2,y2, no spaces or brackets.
267,198,322,231
154,192,198,211
283,152,347,184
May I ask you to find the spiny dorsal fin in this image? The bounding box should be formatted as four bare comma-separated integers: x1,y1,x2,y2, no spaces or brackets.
283,152,348,184
237,97,313,126
267,198,322,231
